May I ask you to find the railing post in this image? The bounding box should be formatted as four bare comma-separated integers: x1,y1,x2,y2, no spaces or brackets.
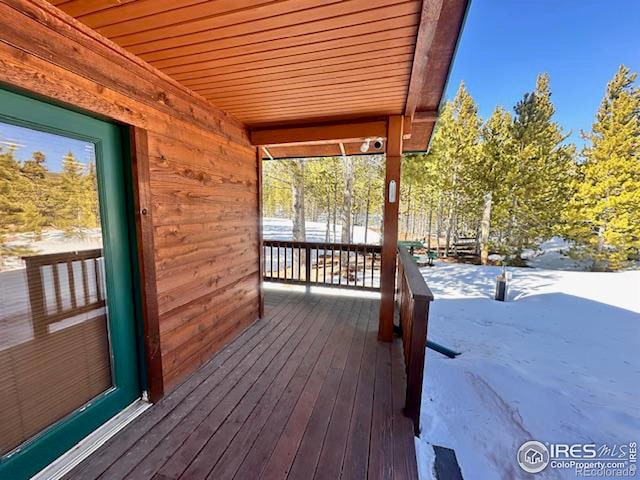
305,245,312,292
24,258,46,337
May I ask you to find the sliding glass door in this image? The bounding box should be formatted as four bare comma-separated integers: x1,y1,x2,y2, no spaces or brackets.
0,88,140,479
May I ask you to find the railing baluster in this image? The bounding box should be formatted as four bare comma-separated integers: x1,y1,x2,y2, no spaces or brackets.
354,247,358,287
94,257,102,301
338,245,342,286
52,263,62,313
362,246,367,288
304,245,311,288
322,247,325,285
331,247,335,286
67,261,77,309
346,246,349,286
81,259,89,305
284,245,287,281
372,252,375,288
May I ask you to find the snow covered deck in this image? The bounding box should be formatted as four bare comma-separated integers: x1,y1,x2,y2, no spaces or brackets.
63,288,419,480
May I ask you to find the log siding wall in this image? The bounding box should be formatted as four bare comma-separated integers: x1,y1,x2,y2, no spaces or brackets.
0,0,260,394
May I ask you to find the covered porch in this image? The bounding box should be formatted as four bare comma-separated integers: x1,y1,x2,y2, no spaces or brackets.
0,0,467,478
62,288,418,480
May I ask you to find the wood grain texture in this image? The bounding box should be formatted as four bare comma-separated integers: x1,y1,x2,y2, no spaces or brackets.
130,127,164,402
43,0,467,153
379,115,404,341
257,148,264,318
49,0,421,126
62,290,419,480
0,0,260,395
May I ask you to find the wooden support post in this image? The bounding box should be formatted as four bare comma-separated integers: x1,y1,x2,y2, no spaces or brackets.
378,115,404,342
130,127,164,402
257,147,265,318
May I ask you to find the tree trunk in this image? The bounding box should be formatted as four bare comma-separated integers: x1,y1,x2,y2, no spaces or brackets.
445,203,454,257
325,186,331,242
480,191,492,265
436,196,443,256
332,176,338,242
291,162,306,241
364,182,371,244
404,182,412,240
427,205,433,250
341,157,354,243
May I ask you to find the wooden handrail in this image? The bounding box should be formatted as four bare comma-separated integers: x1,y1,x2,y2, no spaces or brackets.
22,249,106,336
397,245,434,434
263,240,382,291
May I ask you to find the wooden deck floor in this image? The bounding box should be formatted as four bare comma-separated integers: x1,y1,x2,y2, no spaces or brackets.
64,288,418,480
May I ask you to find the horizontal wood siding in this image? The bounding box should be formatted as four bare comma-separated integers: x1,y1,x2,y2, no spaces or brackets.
0,0,260,395
149,130,259,390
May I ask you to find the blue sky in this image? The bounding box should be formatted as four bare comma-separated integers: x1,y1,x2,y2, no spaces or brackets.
0,121,95,173
443,0,640,146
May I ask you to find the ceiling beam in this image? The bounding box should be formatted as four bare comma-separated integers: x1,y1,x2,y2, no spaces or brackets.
413,110,438,123
404,0,444,116
250,119,387,146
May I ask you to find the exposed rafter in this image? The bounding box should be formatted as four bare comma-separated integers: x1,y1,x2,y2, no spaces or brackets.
404,0,444,116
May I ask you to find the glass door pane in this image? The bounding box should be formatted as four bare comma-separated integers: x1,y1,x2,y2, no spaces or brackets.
0,122,112,455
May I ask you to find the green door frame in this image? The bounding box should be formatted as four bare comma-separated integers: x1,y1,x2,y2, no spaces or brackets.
0,88,141,480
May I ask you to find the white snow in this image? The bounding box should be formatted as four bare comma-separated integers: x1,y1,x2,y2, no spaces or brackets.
522,237,595,271
262,217,380,244
416,262,640,479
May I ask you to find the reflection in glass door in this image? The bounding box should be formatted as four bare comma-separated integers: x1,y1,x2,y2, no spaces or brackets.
0,127,112,454
0,89,140,479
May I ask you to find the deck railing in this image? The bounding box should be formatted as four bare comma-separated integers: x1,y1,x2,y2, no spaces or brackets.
23,249,105,336
263,240,382,291
396,245,434,434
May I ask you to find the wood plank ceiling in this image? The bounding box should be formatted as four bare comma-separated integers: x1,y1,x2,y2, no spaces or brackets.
49,0,467,152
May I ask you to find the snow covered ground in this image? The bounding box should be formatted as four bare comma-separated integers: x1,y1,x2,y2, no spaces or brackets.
263,217,381,244
416,263,640,479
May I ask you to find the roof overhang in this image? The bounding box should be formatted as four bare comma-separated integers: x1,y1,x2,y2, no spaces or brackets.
49,0,468,157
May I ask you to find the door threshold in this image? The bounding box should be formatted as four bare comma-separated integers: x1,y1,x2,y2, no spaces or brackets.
31,398,151,480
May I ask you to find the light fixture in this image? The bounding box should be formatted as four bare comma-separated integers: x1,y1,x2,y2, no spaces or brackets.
373,137,384,150
360,138,371,153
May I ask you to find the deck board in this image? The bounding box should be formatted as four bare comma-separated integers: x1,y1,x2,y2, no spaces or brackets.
64,289,418,480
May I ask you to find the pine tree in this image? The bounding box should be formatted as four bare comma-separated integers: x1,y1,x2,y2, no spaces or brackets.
0,145,23,232
82,160,100,229
565,65,640,270
428,82,482,255
475,106,515,262
0,145,24,264
20,151,48,237
506,73,575,262
56,151,90,237
340,157,355,243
